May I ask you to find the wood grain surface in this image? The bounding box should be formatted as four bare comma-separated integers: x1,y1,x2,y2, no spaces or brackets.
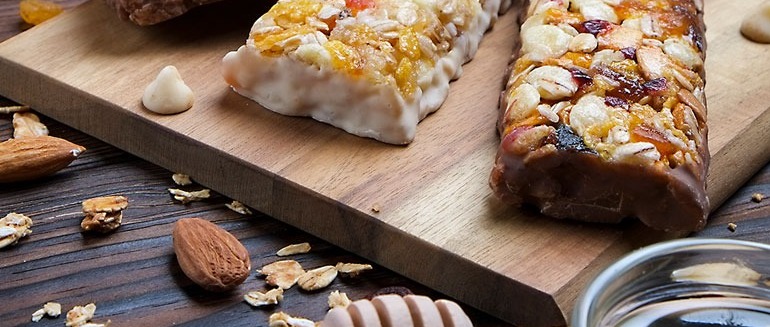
1,0,769,326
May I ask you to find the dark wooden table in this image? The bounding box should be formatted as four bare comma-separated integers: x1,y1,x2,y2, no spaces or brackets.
1,1,769,327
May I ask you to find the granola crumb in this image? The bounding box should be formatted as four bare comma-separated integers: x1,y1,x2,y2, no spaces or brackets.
727,222,737,233
751,193,764,203
276,242,311,256
31,302,61,322
371,203,380,213
168,188,210,204
172,173,193,186
225,200,252,215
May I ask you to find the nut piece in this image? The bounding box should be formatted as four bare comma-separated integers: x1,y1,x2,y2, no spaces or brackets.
741,2,770,44
13,112,48,139
0,212,33,249
269,312,316,327
244,288,284,307
81,196,128,233
225,200,252,215
31,301,61,322
258,260,306,289
752,193,765,203
65,303,96,327
328,290,351,309
0,136,85,183
277,242,311,256
297,265,338,291
172,173,193,186
335,262,373,277
168,188,210,204
142,65,195,115
172,218,251,292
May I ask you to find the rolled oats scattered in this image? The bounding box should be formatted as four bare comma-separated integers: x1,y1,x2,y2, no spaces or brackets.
65,303,96,327
12,112,49,139
297,265,338,291
276,242,311,256
335,262,373,277
225,200,252,215
0,212,33,249
244,288,284,307
172,173,193,186
258,260,306,289
268,312,315,327
168,188,210,204
31,302,62,322
328,290,351,309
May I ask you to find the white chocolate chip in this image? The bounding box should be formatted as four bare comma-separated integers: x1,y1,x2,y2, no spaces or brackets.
740,2,770,44
142,65,195,115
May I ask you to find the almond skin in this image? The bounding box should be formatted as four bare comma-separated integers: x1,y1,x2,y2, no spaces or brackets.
172,218,251,292
0,135,85,183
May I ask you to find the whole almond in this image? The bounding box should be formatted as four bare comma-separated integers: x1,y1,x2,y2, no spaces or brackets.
0,135,85,183
172,218,251,292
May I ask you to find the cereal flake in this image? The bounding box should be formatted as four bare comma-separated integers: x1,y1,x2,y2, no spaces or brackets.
258,260,306,289
277,242,311,256
244,288,284,307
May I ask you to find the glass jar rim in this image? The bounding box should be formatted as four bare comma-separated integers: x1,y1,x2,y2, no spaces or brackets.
571,238,770,327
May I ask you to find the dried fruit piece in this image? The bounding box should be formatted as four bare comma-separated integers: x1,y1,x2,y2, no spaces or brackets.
65,303,96,327
168,188,210,204
297,265,338,291
81,196,128,233
31,301,61,322
258,260,305,289
244,288,284,307
172,173,192,186
0,136,85,183
173,218,251,292
335,262,373,277
225,200,252,215
328,290,351,309
277,242,311,256
0,212,33,249
19,0,63,26
13,112,48,139
268,312,316,327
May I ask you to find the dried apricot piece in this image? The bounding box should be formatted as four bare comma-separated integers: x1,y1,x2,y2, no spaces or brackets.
19,0,63,26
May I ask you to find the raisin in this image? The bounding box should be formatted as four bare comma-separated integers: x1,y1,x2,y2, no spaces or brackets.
555,124,595,153
605,96,629,110
620,47,636,60
578,20,612,35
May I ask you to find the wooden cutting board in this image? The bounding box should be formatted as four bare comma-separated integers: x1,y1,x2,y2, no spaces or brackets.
1,0,769,325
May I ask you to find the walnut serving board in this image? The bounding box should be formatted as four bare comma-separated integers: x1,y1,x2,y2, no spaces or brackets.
1,0,769,325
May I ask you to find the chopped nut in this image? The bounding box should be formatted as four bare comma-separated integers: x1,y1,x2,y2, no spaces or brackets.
168,188,210,204
32,302,62,322
277,242,311,256
244,288,284,307
13,112,48,139
268,312,315,327
297,265,338,291
727,223,738,233
142,65,195,115
65,303,96,327
172,173,193,186
751,193,764,203
258,260,306,289
0,212,33,249
335,262,373,277
0,105,29,114
81,196,128,233
225,200,252,215
328,290,351,309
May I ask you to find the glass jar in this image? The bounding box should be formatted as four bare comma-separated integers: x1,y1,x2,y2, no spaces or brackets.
572,238,770,326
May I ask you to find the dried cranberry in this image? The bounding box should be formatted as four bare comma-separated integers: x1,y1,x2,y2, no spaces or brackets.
620,47,636,60
605,96,629,110
570,68,593,87
643,78,667,94
579,20,612,35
